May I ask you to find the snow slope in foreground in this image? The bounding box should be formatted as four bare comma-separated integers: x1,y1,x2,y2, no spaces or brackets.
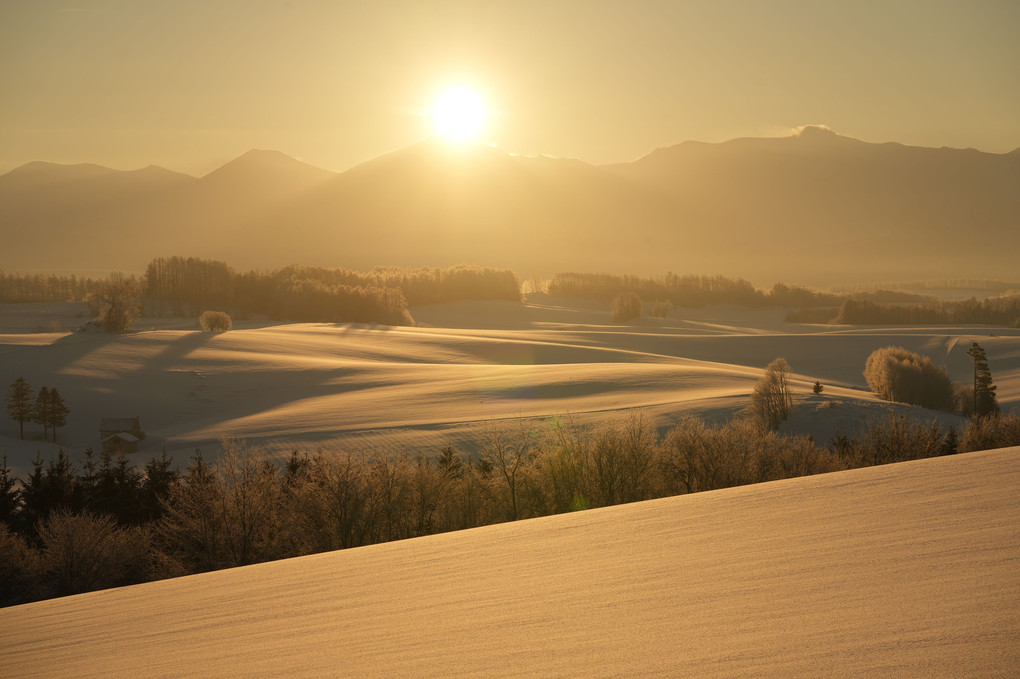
2,447,1018,677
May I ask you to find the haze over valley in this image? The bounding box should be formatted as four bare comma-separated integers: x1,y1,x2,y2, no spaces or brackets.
3,127,1018,284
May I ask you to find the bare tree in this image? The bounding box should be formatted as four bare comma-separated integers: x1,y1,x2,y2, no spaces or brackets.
36,510,152,596
294,449,374,552
160,442,291,570
481,419,538,521
750,358,794,430
89,275,141,332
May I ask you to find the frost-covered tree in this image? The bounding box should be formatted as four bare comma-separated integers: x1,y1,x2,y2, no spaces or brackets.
750,358,794,430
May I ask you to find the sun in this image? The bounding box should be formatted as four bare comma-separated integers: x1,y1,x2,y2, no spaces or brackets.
432,86,488,142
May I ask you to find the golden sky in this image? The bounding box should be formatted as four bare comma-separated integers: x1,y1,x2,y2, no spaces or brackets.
1,0,1018,175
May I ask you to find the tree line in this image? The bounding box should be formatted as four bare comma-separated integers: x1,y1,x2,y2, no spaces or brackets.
0,271,105,303
832,297,1020,327
1,258,522,330
547,272,932,310
143,257,522,324
3,407,1019,607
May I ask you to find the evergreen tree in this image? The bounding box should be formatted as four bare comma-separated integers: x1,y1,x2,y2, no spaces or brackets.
46,388,70,442
18,450,77,536
113,453,143,524
812,381,823,394
78,448,99,511
966,342,999,416
33,387,51,440
282,450,309,486
17,453,46,536
91,450,143,524
6,377,35,440
43,450,78,516
0,454,19,527
140,451,179,523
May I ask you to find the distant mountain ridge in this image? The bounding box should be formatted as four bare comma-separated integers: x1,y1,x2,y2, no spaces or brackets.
2,128,1017,284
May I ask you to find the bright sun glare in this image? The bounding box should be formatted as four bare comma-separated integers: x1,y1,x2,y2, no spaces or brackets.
432,87,487,142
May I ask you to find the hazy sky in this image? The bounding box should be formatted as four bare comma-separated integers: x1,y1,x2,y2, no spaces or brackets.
2,0,1018,175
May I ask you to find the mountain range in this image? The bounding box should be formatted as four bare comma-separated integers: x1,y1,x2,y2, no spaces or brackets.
2,126,1018,284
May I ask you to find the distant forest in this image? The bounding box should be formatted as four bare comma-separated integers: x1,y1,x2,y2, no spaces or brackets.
548,272,1020,327
831,297,1020,327
0,272,106,304
547,271,935,308
3,264,1019,327
1,258,523,326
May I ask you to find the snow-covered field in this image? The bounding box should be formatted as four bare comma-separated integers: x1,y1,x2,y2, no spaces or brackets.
2,446,1017,677
1,295,1017,475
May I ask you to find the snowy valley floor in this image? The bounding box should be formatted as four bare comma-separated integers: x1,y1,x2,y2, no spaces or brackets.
2,446,1018,677
1,296,1017,474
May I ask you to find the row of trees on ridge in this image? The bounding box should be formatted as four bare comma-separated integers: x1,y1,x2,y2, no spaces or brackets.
143,256,522,325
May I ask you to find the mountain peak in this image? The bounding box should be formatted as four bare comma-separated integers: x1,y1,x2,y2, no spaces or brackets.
5,160,116,179
792,124,838,139
344,136,514,177
200,149,335,188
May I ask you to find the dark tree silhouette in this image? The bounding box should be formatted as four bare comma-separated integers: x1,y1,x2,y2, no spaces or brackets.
46,388,70,442
33,387,51,440
6,377,35,439
966,342,999,416
812,381,823,394
0,455,17,526
140,451,180,523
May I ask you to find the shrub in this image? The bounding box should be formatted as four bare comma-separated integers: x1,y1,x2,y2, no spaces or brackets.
0,525,42,606
960,413,1020,452
199,310,232,332
611,291,642,323
863,346,954,412
660,416,839,494
854,414,946,466
649,300,672,318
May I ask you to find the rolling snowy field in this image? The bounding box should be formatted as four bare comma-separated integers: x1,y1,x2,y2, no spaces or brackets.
1,446,1017,677
1,295,1017,475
